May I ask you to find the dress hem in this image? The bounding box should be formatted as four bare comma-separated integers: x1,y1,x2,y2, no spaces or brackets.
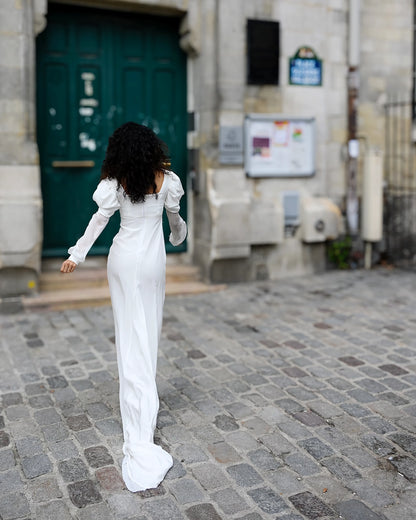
121,441,173,492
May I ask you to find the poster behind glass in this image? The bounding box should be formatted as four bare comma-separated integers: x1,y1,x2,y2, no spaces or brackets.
245,115,315,177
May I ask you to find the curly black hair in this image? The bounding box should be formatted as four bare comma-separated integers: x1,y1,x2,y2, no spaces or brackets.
101,122,170,203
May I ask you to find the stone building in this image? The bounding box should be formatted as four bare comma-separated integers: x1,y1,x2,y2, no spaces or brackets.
0,0,412,297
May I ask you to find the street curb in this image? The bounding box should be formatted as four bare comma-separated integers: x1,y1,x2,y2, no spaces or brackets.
0,297,24,314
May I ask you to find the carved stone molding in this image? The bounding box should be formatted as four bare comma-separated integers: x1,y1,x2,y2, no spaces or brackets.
34,0,48,35
179,11,200,57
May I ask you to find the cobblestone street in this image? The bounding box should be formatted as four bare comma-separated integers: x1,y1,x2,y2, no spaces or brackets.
1,268,416,520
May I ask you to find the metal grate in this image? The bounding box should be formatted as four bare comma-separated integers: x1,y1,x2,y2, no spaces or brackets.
384,100,416,267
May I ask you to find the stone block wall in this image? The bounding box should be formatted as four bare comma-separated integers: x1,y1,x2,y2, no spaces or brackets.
194,0,350,282
0,0,413,295
360,0,412,150
0,0,42,296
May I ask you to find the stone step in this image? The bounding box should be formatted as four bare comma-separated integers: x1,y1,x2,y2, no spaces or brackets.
39,264,201,292
22,281,226,311
39,268,109,292
23,263,226,311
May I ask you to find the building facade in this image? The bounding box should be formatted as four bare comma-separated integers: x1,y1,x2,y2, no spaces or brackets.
0,0,412,297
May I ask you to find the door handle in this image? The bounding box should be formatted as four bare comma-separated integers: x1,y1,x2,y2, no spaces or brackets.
52,160,95,168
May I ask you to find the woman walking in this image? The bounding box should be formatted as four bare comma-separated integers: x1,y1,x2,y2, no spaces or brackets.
61,122,187,491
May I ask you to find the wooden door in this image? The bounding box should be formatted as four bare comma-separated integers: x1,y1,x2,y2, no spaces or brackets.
36,5,187,256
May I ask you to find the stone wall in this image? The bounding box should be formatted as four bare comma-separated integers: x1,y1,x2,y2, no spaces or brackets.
0,0,43,296
194,0,350,281
360,0,413,150
0,0,413,295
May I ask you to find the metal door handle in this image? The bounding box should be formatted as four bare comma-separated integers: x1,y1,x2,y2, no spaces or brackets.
52,160,95,168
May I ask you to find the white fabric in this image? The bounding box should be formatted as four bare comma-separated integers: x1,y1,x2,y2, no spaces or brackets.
167,210,187,246
164,173,184,212
69,178,122,264
68,212,109,264
67,171,186,491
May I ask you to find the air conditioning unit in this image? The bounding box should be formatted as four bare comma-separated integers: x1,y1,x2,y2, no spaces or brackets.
301,197,343,243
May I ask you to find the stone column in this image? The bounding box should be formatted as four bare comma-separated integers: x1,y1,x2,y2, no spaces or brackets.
0,0,45,297
195,0,283,282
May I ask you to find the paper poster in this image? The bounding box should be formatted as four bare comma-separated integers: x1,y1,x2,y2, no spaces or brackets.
245,115,315,177
273,121,290,146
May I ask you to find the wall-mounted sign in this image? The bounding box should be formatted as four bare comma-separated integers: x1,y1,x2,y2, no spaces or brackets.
289,46,322,86
245,114,315,177
219,126,244,164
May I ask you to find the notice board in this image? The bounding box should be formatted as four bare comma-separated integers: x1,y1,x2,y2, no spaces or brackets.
245,114,316,177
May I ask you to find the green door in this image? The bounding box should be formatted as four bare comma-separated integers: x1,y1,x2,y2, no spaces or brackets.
36,5,187,256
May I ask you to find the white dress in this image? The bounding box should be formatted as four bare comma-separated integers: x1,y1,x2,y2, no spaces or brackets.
67,171,187,491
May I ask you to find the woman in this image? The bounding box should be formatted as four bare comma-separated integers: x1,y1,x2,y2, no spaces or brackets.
61,122,187,491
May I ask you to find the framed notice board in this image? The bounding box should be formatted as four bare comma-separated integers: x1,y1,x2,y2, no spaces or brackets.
244,114,316,177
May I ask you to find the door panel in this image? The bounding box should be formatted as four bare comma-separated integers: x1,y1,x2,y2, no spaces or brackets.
122,69,147,124
37,5,187,256
44,64,69,157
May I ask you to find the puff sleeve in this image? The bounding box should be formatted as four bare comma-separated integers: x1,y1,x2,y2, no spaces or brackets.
164,172,184,212
164,172,187,246
92,178,121,218
68,179,120,264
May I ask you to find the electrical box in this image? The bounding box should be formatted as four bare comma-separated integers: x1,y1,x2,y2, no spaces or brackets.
282,191,300,227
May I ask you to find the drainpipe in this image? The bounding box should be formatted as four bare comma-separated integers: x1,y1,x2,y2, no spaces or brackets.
346,0,360,235
412,0,416,127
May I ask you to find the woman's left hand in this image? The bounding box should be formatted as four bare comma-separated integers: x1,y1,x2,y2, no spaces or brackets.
60,259,77,273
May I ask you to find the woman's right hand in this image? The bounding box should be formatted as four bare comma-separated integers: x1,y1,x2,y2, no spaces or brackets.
60,259,77,273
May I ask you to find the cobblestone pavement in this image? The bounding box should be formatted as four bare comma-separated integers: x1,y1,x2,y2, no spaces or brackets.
1,269,416,520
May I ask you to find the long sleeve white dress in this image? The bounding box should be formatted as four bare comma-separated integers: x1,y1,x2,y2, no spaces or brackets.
67,170,187,491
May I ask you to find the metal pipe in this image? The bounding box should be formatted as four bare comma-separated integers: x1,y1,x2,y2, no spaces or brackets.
364,242,372,269
412,0,416,122
385,101,390,259
412,0,416,262
349,0,361,68
346,0,361,236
